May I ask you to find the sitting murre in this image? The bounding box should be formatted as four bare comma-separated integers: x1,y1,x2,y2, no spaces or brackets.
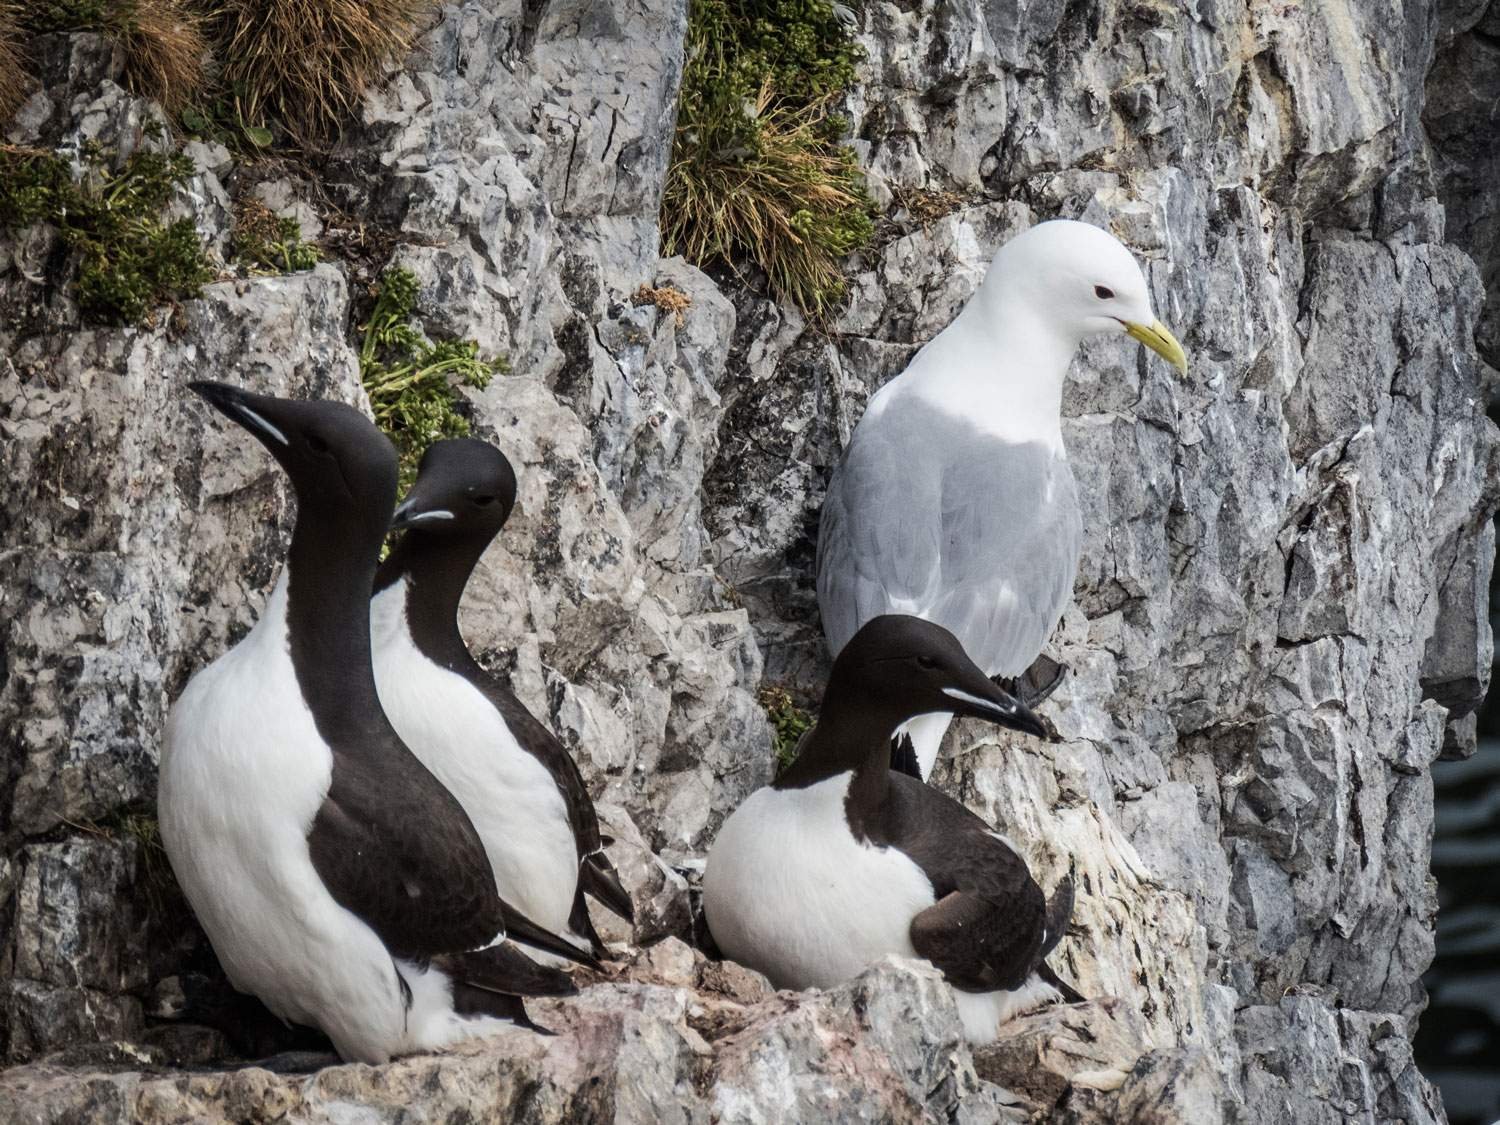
159,382,593,1064
703,614,1081,1044
370,438,634,959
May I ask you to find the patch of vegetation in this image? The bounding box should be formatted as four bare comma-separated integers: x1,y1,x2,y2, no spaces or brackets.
59,805,176,915
232,198,320,274
632,282,693,328
661,0,873,321
0,3,34,123
212,0,431,144
360,265,507,490
0,140,216,324
760,684,814,771
24,0,208,112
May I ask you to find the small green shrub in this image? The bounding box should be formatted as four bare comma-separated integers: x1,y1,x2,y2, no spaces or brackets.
760,684,813,770
0,140,216,324
360,266,506,490
232,199,320,274
662,0,873,320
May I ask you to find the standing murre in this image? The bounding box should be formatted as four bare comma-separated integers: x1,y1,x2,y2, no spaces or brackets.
159,382,594,1064
703,615,1082,1045
816,220,1189,782
370,438,634,960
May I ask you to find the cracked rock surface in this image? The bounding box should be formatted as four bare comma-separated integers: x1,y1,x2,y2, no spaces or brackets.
2,1,1497,1121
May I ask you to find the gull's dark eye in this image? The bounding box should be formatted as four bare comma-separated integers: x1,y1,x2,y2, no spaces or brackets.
471,494,496,506
1094,285,1114,300
916,655,939,671
307,433,330,454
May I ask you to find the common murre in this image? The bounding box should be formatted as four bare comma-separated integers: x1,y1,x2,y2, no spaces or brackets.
816,220,1189,781
159,382,592,1064
702,614,1081,1044
370,438,634,959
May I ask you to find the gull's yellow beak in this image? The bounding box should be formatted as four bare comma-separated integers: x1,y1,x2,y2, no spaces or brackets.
1124,319,1188,374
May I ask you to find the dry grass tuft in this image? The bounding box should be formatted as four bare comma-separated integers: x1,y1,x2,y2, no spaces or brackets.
661,0,872,322
213,0,430,143
891,184,965,228
664,83,871,319
632,282,693,327
0,3,34,122
116,0,208,112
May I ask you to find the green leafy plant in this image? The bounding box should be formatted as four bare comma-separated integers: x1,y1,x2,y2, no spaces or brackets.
662,0,873,320
0,141,216,324
760,684,814,770
232,199,320,274
360,266,506,489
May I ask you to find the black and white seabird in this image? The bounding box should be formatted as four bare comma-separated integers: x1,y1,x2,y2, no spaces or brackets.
703,614,1081,1044
159,382,592,1064
816,220,1189,781
369,438,634,959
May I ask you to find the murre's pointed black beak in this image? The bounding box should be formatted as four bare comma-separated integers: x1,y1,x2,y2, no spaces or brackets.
189,381,290,449
940,665,1048,740
389,492,456,532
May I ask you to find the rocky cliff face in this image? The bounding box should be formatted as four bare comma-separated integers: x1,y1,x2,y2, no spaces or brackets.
2,1,1496,1122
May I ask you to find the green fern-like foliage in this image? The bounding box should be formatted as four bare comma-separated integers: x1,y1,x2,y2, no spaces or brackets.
0,141,216,324
662,0,873,321
359,266,507,490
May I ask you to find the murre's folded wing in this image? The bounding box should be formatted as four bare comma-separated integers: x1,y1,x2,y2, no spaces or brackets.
307,736,513,960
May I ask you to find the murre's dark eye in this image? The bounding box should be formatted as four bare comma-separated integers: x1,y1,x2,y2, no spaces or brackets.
307,433,330,454
916,655,939,671
471,494,496,506
1094,285,1115,300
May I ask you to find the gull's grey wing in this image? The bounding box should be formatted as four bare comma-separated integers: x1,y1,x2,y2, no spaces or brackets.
817,395,1081,675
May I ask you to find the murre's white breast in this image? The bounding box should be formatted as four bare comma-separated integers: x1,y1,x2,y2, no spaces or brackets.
703,773,1062,1044
370,580,578,937
703,774,936,990
159,574,504,1063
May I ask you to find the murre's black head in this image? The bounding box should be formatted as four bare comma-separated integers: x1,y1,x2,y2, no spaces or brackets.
831,615,1047,739
390,438,518,537
189,381,398,538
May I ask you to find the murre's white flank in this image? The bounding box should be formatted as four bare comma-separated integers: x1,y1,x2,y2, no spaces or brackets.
703,615,1079,1046
817,220,1189,780
370,439,635,963
163,574,496,1060
160,384,587,1065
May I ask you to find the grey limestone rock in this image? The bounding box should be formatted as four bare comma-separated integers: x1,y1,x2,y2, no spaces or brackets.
1,0,1496,1120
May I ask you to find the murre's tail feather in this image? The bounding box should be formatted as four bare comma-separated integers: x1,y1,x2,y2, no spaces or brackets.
1039,872,1074,959
1038,961,1084,1004
500,903,602,970
581,852,635,924
440,944,579,999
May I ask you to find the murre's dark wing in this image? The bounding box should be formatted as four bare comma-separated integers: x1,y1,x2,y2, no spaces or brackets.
855,772,1069,994
308,737,505,961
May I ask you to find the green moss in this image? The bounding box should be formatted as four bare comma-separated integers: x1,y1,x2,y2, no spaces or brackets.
232,201,320,275
760,684,814,771
360,266,507,491
0,141,216,325
662,0,873,320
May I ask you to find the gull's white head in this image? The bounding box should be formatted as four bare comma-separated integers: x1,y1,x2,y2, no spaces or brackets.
971,219,1187,373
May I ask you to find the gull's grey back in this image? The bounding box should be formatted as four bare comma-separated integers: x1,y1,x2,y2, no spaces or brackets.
816,395,1081,677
